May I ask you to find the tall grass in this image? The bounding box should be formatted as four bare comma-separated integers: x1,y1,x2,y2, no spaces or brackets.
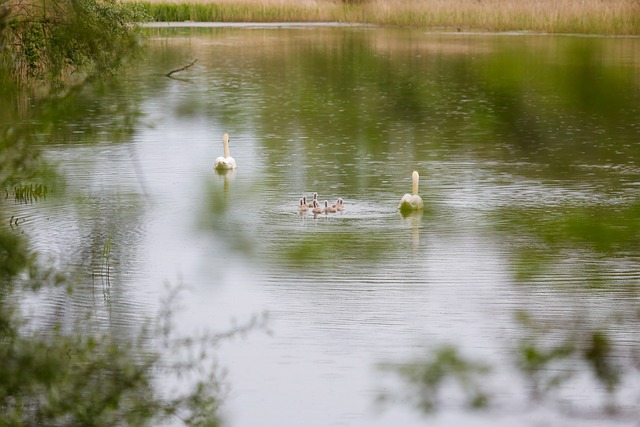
138,2,320,22
130,0,640,35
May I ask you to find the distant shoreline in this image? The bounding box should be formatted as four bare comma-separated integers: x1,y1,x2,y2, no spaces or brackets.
142,21,369,28
140,22,640,38
130,0,640,35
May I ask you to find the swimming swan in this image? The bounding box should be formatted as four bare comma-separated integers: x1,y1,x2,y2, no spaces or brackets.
323,200,337,214
398,171,424,212
298,198,308,212
311,199,323,214
306,192,318,208
214,133,237,170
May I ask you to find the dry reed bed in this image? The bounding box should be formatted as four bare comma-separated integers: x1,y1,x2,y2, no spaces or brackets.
129,0,640,34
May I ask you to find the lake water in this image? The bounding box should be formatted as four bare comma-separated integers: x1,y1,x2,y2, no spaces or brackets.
11,25,640,426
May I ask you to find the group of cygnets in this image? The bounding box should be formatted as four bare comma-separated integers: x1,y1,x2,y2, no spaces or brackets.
214,133,424,214
298,193,345,215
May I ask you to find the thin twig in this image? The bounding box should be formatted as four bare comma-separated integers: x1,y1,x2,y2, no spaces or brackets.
166,59,198,78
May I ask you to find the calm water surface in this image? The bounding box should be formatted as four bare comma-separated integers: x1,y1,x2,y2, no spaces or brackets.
13,26,640,426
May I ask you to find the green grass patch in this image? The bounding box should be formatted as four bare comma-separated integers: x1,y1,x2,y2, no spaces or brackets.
135,2,327,23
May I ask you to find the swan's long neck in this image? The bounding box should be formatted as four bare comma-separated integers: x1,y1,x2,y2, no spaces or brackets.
412,171,419,195
223,133,230,158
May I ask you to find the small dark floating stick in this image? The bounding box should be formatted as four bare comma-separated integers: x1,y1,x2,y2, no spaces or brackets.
166,58,198,78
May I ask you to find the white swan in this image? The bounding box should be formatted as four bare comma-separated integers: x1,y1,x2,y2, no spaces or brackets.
398,171,424,212
214,133,237,170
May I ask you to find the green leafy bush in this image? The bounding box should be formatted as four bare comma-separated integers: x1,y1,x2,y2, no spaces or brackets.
1,0,148,83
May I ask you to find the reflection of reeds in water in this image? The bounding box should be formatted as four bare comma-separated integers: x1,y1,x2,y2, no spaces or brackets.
92,234,112,304
102,235,112,304
10,183,48,203
133,0,640,35
102,234,112,284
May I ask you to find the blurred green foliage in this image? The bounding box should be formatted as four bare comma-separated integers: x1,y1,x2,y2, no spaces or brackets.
1,0,148,83
0,8,230,427
380,345,491,413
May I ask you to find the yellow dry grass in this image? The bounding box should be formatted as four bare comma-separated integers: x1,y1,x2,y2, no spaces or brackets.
128,0,640,34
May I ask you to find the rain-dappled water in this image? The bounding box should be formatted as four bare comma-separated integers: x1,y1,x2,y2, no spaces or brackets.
8,26,640,426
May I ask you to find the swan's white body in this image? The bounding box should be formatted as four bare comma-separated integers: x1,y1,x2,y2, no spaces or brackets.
214,133,237,170
399,171,424,212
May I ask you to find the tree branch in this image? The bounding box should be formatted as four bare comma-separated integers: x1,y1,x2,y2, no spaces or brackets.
165,58,198,78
